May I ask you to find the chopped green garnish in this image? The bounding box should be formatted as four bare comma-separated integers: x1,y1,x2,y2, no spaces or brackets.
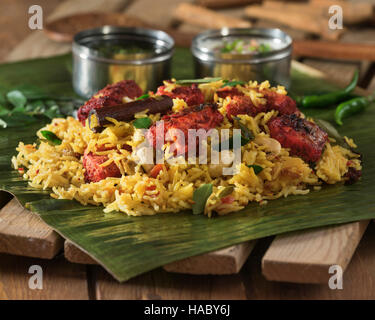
221,39,241,53
7,90,27,109
247,165,263,174
217,185,235,199
259,43,271,53
221,81,246,88
133,117,152,129
40,130,62,145
236,42,244,53
192,183,213,215
233,116,254,142
136,94,150,100
44,105,62,119
175,77,222,85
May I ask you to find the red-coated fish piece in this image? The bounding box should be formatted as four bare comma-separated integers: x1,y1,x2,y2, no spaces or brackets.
156,84,205,106
77,80,143,124
82,151,121,183
146,104,224,155
268,114,328,163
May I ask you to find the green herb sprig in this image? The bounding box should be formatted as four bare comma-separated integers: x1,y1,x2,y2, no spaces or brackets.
192,184,213,215
247,165,263,175
40,130,62,145
133,117,152,129
0,88,83,129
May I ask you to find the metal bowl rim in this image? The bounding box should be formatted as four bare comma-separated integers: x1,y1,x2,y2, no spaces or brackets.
191,28,292,64
73,26,175,65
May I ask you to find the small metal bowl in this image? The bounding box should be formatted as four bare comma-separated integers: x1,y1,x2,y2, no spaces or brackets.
73,26,174,98
191,28,292,88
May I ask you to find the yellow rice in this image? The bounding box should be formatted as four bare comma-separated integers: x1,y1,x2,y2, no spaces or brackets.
12,80,362,217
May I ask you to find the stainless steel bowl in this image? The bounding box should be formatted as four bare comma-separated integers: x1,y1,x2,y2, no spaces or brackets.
73,26,174,98
191,28,292,88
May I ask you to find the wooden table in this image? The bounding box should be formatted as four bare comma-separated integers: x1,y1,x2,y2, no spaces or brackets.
0,0,375,300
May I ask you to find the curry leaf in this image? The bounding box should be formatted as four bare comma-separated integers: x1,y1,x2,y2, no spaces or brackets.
247,165,263,174
233,116,254,143
192,184,213,215
221,80,246,88
133,117,152,129
0,112,39,127
136,93,150,100
44,104,62,119
217,185,235,199
6,90,27,109
0,105,9,117
40,130,62,145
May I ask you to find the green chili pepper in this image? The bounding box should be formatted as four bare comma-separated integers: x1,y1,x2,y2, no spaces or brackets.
297,70,359,108
334,93,374,126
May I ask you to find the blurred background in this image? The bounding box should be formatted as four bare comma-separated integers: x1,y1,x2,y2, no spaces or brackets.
2,0,375,90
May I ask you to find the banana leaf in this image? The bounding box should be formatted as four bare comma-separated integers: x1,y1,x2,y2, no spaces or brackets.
0,49,374,282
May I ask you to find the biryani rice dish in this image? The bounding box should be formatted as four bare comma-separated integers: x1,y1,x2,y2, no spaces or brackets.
12,78,362,217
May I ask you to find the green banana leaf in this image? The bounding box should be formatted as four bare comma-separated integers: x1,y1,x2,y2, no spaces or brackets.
0,49,374,282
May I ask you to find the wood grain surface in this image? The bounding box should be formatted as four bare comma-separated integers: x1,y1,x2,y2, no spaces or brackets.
245,4,344,40
163,242,256,275
173,2,252,29
6,0,130,62
0,198,63,259
262,221,369,284
65,239,256,275
94,266,247,300
0,253,89,300
64,240,98,265
242,223,375,299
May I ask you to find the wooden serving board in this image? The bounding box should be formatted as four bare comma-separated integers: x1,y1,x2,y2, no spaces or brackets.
0,0,372,285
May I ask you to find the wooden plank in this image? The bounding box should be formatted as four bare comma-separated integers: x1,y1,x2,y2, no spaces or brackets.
0,253,89,300
94,266,247,300
65,238,255,275
244,4,344,40
126,0,191,29
294,41,375,61
0,198,63,259
173,2,252,29
243,222,375,299
0,0,61,62
6,0,129,62
262,221,369,284
254,19,309,41
301,59,360,85
64,240,97,265
163,242,256,275
309,0,374,25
